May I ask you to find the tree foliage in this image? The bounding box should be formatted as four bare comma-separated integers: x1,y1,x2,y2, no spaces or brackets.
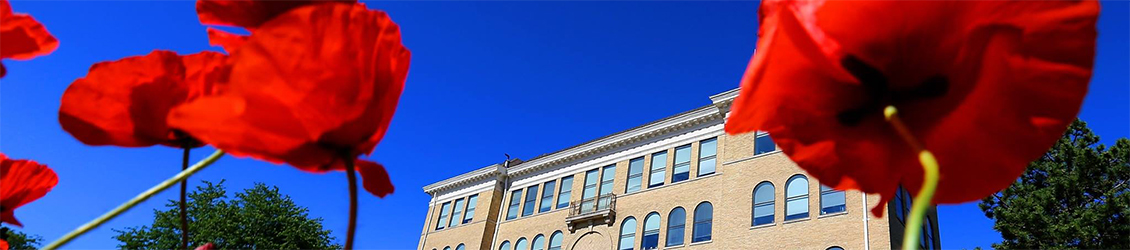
2,227,44,250
114,180,341,249
980,120,1130,249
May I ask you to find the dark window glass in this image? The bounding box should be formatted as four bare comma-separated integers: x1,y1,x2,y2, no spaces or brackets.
507,190,522,220
754,133,776,155
436,201,451,229
557,176,573,209
540,180,556,213
642,212,660,249
820,185,846,215
666,207,686,246
692,202,712,243
522,185,539,216
462,195,477,224
753,182,775,226
672,144,691,183
697,138,717,176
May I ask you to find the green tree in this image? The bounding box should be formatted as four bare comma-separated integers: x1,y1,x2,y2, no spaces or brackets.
980,120,1130,249
2,227,44,250
115,180,341,249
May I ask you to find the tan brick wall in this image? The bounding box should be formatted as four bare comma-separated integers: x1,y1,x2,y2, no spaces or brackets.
422,130,940,250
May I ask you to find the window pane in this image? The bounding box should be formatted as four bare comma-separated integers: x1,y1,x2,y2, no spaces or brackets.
675,144,692,165
449,198,464,228
523,185,539,216
820,186,846,215
648,151,667,187
667,207,686,246
500,241,511,250
436,202,451,229
557,176,573,209
786,198,809,220
693,203,712,243
456,244,465,250
627,157,644,193
540,180,556,212
532,235,545,250
754,204,774,225
463,195,477,224
754,183,774,203
700,138,717,157
549,231,563,250
755,134,776,155
698,158,716,176
515,238,528,250
507,190,522,220
620,217,637,250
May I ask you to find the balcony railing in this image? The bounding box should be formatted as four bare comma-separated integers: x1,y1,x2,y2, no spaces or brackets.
565,193,616,232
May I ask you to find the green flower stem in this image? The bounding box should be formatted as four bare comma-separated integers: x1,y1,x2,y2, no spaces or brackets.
43,150,225,250
884,106,938,250
903,151,939,250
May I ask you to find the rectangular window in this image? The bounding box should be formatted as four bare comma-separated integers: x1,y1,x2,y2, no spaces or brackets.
598,165,616,210
648,151,667,188
436,201,451,230
540,180,556,213
448,198,464,228
697,138,717,177
506,190,522,220
672,144,691,183
820,185,846,215
557,176,573,209
462,195,477,224
754,133,776,156
522,185,539,216
581,169,599,213
626,157,644,193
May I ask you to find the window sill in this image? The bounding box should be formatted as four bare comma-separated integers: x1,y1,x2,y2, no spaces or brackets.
689,240,712,246
749,223,775,230
722,150,783,166
665,244,685,249
818,211,848,219
782,217,810,225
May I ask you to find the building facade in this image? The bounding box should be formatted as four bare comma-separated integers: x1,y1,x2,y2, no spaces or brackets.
418,89,940,250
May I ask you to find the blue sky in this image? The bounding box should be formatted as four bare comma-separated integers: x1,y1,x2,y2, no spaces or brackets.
1,1,1126,249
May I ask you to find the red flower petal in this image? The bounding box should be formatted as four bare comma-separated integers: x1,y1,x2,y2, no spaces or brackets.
1,238,8,250
0,153,58,227
194,243,215,250
195,0,355,30
354,160,393,198
727,0,1097,216
206,27,248,53
171,3,409,182
59,50,228,148
0,0,58,61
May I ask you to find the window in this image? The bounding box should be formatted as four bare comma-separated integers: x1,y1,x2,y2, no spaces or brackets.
500,241,511,250
463,195,477,224
753,182,775,226
924,219,934,250
785,175,809,221
515,238,528,250
540,180,556,213
548,231,563,250
581,169,599,213
754,133,776,155
449,198,464,228
827,247,844,250
619,217,637,250
648,151,667,188
642,212,660,250
692,202,712,243
444,247,450,250
456,244,465,250
557,176,573,209
893,186,906,222
697,138,717,176
626,157,644,193
598,164,616,209
532,234,545,250
666,207,686,247
522,185,539,216
436,201,451,230
820,185,846,215
672,144,691,183
507,189,522,220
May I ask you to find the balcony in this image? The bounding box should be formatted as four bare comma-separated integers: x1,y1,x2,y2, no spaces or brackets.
565,194,616,232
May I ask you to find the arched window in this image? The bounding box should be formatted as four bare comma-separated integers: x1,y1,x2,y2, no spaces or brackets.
753,182,775,226
666,207,686,247
820,184,846,215
515,237,528,250
923,219,934,250
456,244,465,250
785,175,809,221
532,234,545,250
619,217,637,250
500,240,511,250
443,247,450,250
548,231,564,250
827,247,844,250
642,212,661,249
692,202,713,243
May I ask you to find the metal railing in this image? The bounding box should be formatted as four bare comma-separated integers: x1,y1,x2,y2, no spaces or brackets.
568,193,616,217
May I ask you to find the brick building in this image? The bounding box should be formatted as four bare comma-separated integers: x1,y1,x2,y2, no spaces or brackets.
418,89,940,250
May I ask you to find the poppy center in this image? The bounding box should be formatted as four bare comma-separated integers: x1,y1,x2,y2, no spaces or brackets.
836,55,949,126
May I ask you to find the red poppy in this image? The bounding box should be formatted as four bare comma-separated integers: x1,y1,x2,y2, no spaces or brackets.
1,238,7,250
197,0,355,30
59,50,229,148
726,0,1098,216
0,0,58,77
1,154,58,227
170,2,408,197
